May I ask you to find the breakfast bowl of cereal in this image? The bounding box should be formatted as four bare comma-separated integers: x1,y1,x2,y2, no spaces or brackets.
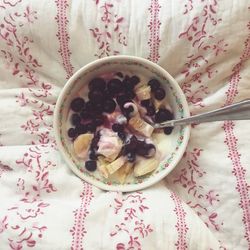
53,56,190,192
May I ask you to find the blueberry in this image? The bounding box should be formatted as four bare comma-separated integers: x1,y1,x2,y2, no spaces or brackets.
123,75,139,91
136,146,147,156
85,101,94,112
125,106,134,113
80,109,91,120
148,79,160,91
70,98,85,112
118,131,126,141
88,90,104,102
90,142,98,150
71,113,81,125
86,101,103,115
146,105,156,116
75,124,87,135
143,144,156,158
129,135,138,144
122,138,140,156
89,150,97,160
121,145,129,156
107,79,122,95
104,89,115,99
126,135,138,151
123,105,134,117
116,94,127,106
123,76,134,91
127,152,136,162
125,82,135,91
125,91,136,100
104,99,116,113
155,108,173,123
164,127,174,135
68,128,77,138
136,141,149,156
86,123,96,133
91,132,100,150
93,102,104,114
116,94,130,106
154,88,166,100
141,99,151,107
94,116,105,126
85,160,97,171
130,75,140,86
89,78,106,91
112,123,124,132
136,143,155,158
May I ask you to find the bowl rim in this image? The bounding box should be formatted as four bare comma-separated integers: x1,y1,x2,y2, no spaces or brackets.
53,55,190,192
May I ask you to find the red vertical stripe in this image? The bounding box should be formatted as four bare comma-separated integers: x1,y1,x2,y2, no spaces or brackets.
222,20,250,247
147,0,161,63
148,1,189,248
70,182,93,250
171,192,189,250
55,0,74,79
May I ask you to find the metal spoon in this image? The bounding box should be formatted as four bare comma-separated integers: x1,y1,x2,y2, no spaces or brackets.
150,99,250,129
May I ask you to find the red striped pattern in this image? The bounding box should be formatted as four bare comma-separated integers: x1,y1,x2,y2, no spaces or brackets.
171,192,189,250
70,182,93,250
55,0,74,79
222,20,250,246
147,0,161,63
147,1,188,247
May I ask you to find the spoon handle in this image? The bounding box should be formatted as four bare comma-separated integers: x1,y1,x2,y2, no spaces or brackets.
156,99,250,128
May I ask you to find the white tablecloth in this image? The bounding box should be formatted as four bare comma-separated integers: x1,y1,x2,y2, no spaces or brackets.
0,1,249,249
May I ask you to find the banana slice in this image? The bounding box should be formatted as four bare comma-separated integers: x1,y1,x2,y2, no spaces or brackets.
105,156,126,175
135,85,151,101
115,162,133,184
134,158,159,177
97,156,109,178
98,165,109,178
153,98,172,112
128,116,154,137
73,134,94,158
134,81,146,91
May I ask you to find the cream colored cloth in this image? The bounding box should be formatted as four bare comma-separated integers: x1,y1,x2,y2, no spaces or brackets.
0,1,249,249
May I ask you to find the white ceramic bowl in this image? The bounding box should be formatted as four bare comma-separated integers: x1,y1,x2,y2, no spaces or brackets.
53,55,190,192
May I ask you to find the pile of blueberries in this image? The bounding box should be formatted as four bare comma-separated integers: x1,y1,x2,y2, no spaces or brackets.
68,73,173,140
121,135,156,163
